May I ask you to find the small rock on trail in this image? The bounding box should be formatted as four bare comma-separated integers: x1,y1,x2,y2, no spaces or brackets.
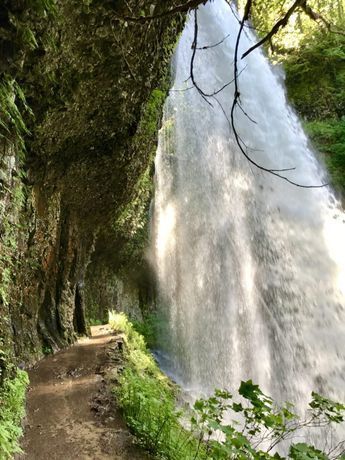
20,325,150,460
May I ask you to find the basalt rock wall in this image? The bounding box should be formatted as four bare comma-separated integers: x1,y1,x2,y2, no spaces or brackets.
0,0,184,374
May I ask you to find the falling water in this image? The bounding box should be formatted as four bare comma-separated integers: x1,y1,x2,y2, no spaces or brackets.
152,0,345,437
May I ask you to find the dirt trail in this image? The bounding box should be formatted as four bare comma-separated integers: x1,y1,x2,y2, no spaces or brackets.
21,325,150,460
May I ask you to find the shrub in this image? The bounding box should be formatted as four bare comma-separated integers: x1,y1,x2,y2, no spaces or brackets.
109,311,203,459
0,369,29,459
131,313,161,349
110,313,345,460
305,119,345,193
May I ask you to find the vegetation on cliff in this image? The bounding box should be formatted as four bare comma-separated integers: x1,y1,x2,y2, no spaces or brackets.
0,4,53,452
0,0,185,367
0,369,29,459
242,0,345,195
110,313,345,460
0,0,344,457
1,1,183,455
285,27,345,195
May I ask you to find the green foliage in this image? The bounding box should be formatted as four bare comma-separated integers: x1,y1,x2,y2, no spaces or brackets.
26,0,57,16
131,313,161,349
0,178,27,308
0,0,56,145
0,369,29,459
109,312,204,459
285,29,345,120
289,444,328,460
191,382,344,459
110,313,345,460
0,76,32,152
87,318,103,327
247,0,345,194
241,0,345,58
305,119,345,192
0,169,27,374
116,368,199,459
309,391,345,423
109,312,155,370
42,345,53,356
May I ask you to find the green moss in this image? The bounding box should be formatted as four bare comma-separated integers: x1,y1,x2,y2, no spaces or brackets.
0,369,29,459
282,22,345,196
0,0,184,364
285,29,345,120
305,119,345,193
140,89,167,137
0,77,32,153
0,180,25,307
113,88,167,271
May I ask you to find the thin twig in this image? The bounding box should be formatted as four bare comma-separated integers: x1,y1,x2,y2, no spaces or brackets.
229,0,327,188
242,0,305,59
190,10,213,106
116,0,207,24
169,86,195,92
197,33,230,50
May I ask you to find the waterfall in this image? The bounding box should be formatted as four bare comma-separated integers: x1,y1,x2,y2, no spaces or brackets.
152,0,345,431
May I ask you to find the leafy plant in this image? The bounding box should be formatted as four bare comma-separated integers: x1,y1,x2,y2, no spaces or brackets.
131,313,161,348
0,369,29,459
87,317,103,326
285,29,345,120
27,0,57,16
110,311,204,459
305,119,345,193
191,382,344,459
0,76,33,154
110,313,345,460
42,345,53,356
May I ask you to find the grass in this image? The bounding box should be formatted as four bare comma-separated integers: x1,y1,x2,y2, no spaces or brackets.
109,312,204,460
109,313,345,460
0,369,29,459
131,313,161,349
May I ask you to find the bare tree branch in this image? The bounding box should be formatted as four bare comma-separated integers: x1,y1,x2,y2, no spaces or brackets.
241,0,305,59
190,12,243,101
197,34,231,50
242,0,345,59
115,0,208,24
230,0,327,188
120,0,329,188
300,1,345,36
190,10,213,106
185,2,327,188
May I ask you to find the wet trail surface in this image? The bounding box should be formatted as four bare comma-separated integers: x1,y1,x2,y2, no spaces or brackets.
21,325,150,460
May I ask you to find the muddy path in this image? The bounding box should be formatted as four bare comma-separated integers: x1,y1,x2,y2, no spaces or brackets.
21,325,150,460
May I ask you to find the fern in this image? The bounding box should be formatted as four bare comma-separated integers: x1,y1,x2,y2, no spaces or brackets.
0,76,32,151
0,369,29,459
27,0,57,16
